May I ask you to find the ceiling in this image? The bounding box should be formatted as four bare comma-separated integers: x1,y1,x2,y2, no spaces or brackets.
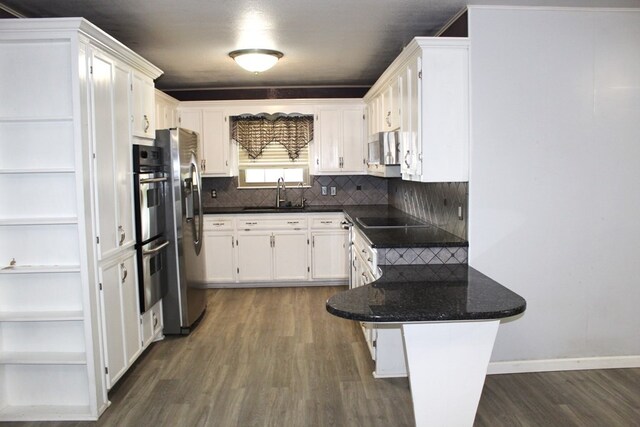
1,0,639,95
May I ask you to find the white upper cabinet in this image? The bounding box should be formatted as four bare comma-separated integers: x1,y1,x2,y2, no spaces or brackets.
202,110,230,175
365,38,469,182
400,53,422,176
382,77,401,131
315,103,366,175
155,90,179,130
178,108,231,176
132,72,156,139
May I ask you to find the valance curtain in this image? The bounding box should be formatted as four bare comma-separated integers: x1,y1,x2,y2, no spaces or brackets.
231,114,314,160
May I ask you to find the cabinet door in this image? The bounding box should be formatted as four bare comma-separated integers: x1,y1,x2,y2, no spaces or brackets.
120,253,142,366
382,78,401,131
92,52,134,260
99,252,140,389
114,63,136,250
203,231,236,282
317,109,342,172
236,232,272,281
141,299,163,348
202,110,229,175
132,72,155,139
99,260,126,389
178,109,203,159
341,107,366,173
273,231,308,281
312,231,349,280
401,54,422,177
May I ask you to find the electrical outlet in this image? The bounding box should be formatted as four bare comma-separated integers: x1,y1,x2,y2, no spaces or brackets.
321,186,328,196
356,185,362,190
211,189,217,198
330,186,337,196
458,204,464,220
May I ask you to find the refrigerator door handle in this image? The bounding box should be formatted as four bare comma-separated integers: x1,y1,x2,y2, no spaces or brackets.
189,151,203,255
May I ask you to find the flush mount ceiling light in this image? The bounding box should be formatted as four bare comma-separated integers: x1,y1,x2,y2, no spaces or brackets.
229,49,283,73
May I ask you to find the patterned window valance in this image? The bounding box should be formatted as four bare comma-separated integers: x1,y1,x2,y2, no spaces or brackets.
231,114,314,160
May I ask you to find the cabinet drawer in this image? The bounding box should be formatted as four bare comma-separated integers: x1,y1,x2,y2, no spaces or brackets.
311,216,345,229
204,217,234,231
238,217,308,230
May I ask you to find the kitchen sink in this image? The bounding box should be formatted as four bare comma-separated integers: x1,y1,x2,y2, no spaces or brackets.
242,206,306,212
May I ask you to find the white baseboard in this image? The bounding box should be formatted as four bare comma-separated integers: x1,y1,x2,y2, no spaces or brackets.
487,355,640,375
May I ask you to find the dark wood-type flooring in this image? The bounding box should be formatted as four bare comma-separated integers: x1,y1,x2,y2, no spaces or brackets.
9,287,640,426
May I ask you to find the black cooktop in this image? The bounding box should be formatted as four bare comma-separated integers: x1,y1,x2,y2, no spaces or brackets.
355,216,429,228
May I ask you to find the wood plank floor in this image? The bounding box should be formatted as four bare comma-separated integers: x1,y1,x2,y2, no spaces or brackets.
8,286,640,426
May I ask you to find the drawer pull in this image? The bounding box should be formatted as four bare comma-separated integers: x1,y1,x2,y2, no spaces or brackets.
287,221,299,225
320,220,333,224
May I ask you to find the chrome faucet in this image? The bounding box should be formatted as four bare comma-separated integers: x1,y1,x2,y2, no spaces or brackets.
298,182,306,208
276,177,286,207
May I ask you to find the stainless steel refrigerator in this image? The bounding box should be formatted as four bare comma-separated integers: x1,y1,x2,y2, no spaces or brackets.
156,128,206,334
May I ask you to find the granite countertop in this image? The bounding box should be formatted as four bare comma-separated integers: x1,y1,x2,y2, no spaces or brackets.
204,204,468,249
326,264,526,322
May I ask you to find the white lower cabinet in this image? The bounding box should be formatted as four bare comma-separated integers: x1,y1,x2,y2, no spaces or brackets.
352,228,406,378
202,213,349,286
98,251,142,389
236,230,308,282
273,231,308,281
236,232,273,281
310,214,349,281
203,231,237,282
141,299,164,348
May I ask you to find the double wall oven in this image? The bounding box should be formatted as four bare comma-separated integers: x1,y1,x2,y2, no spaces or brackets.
133,145,169,313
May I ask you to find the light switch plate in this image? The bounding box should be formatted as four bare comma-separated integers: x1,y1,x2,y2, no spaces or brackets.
321,186,328,196
330,186,337,196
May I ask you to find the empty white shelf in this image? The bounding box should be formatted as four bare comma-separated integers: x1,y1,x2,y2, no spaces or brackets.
0,310,84,322
0,265,81,274
0,351,86,365
0,168,75,174
0,405,94,422
0,217,78,226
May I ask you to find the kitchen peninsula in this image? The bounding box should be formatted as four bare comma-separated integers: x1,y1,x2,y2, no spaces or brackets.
327,264,526,426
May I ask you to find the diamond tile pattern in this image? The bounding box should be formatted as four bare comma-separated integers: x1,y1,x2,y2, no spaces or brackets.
388,179,468,240
378,247,468,265
202,175,388,208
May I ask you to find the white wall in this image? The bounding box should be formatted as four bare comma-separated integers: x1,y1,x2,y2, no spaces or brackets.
468,7,640,368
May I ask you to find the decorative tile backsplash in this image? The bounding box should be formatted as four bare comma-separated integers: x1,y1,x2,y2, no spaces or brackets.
202,175,468,241
388,180,468,240
377,247,468,265
202,175,388,208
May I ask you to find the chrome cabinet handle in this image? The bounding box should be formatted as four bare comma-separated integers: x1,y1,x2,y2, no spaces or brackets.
386,111,391,127
404,150,411,168
118,225,125,246
142,240,170,256
201,159,206,172
121,263,127,283
143,114,150,133
139,177,167,184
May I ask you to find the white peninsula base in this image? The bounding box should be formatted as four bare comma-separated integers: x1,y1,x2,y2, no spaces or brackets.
402,320,500,427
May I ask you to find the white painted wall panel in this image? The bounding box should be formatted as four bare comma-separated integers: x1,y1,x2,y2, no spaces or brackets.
468,7,640,363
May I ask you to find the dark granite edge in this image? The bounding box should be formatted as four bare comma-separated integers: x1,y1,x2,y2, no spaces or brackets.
203,206,345,215
326,301,526,323
326,264,527,323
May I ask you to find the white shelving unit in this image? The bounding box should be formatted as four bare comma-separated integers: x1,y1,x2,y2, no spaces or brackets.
0,18,162,421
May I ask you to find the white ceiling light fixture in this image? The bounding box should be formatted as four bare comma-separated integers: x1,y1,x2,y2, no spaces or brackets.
229,48,283,73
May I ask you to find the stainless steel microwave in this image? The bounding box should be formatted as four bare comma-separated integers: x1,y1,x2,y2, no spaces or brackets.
368,131,400,165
